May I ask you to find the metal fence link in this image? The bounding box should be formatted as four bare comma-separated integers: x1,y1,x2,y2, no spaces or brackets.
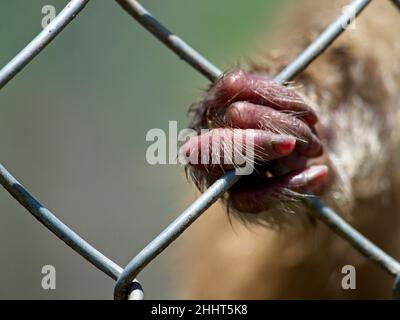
274,0,371,83
0,164,123,280
0,0,90,89
0,0,399,300
114,0,400,300
115,0,222,82
307,195,400,276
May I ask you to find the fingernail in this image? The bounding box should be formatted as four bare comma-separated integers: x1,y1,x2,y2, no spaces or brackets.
272,136,296,155
306,165,328,186
304,113,318,126
289,165,328,187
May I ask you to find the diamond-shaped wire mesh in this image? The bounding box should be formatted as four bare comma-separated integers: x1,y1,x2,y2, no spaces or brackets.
0,0,399,300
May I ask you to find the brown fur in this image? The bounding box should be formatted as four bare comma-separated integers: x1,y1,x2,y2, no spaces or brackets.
178,0,400,299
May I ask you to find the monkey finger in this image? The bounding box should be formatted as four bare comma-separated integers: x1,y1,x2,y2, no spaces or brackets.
271,152,308,175
229,165,328,213
226,101,323,157
182,128,296,174
213,70,318,125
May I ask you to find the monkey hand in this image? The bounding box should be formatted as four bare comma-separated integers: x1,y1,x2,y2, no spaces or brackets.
183,70,329,214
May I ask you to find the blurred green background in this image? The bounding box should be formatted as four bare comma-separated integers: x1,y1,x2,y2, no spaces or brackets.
0,0,287,299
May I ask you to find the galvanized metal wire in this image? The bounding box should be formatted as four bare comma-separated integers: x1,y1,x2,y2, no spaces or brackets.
0,0,143,299
274,0,371,83
0,0,399,300
307,195,400,276
0,0,90,89
115,0,222,82
0,164,144,299
114,0,400,300
0,164,123,280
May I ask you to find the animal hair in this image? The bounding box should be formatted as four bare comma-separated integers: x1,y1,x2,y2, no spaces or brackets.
177,0,400,299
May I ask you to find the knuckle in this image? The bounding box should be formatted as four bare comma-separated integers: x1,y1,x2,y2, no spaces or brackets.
220,69,247,91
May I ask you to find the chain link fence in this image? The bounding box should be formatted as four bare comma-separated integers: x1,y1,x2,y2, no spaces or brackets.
0,0,399,300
